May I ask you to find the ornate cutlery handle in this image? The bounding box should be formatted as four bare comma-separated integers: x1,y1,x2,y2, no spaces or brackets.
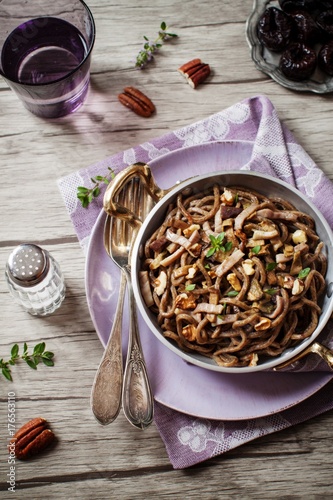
91,270,126,425
103,162,173,223
122,265,154,429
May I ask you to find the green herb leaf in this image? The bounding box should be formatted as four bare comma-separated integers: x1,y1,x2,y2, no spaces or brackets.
11,344,19,358
226,290,239,297
298,267,311,279
207,232,229,257
224,241,233,252
80,197,89,209
25,358,37,370
42,357,54,367
252,245,261,255
185,284,196,291
94,175,109,183
265,288,279,295
206,247,216,258
2,367,12,381
33,342,45,355
266,262,277,271
43,351,54,359
77,186,89,194
92,186,100,198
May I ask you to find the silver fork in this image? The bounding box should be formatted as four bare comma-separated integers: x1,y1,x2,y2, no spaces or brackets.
110,178,154,429
91,184,132,425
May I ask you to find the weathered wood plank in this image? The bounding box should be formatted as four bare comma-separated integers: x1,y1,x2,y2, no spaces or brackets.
1,0,333,498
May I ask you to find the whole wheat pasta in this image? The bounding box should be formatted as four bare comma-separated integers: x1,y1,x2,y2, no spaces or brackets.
139,184,327,367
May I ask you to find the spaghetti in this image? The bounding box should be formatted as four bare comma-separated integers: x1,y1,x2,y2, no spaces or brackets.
139,184,327,367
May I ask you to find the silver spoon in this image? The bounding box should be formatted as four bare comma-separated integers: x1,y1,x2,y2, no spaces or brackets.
91,182,136,425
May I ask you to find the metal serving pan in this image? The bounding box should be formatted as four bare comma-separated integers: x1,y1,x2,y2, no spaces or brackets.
104,163,333,373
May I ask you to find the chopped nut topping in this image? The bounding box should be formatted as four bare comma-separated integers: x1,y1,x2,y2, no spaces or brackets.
154,270,167,296
149,252,166,270
182,324,197,341
248,353,259,366
227,272,242,291
247,278,263,301
186,266,197,279
292,278,305,295
271,237,283,251
183,224,201,238
221,189,234,205
290,250,303,275
292,229,307,244
247,238,265,248
254,317,272,331
283,244,294,257
222,218,234,228
282,275,295,289
242,259,255,275
189,242,202,257
267,270,277,285
175,293,197,309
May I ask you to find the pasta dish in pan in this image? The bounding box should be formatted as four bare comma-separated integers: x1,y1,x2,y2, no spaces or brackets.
139,184,327,367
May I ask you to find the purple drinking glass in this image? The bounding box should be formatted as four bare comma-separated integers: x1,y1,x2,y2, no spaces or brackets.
0,0,95,118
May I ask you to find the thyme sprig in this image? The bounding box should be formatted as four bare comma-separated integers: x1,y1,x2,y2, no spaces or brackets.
1,342,54,381
77,167,116,208
135,21,178,68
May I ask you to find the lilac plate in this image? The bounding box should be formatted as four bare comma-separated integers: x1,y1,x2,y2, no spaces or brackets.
85,141,333,420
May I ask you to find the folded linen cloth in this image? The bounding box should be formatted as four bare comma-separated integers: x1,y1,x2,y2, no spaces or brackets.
58,95,333,469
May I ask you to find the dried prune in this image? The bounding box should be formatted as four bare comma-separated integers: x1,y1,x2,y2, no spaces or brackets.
257,7,293,52
279,42,317,80
290,10,321,44
318,41,333,74
279,0,333,13
279,0,316,13
317,10,333,38
315,1,333,13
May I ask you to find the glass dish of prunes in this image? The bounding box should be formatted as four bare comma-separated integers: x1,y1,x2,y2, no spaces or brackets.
246,0,333,92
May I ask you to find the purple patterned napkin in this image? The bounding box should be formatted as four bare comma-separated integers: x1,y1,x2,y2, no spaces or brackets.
58,95,333,469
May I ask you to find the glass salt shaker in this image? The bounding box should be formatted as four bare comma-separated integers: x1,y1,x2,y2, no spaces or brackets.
5,243,66,316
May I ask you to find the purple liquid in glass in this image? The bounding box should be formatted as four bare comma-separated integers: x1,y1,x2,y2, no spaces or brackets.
1,17,92,117
2,17,87,83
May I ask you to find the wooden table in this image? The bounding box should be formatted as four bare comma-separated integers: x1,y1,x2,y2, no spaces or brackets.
1,1,333,498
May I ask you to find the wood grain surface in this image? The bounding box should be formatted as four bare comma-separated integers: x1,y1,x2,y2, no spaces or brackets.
0,1,332,498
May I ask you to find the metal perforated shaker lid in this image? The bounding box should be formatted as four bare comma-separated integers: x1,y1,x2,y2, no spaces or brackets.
6,243,50,287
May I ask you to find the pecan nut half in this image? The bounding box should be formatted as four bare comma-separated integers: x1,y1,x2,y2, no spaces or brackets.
118,87,155,117
9,417,56,460
178,58,211,88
